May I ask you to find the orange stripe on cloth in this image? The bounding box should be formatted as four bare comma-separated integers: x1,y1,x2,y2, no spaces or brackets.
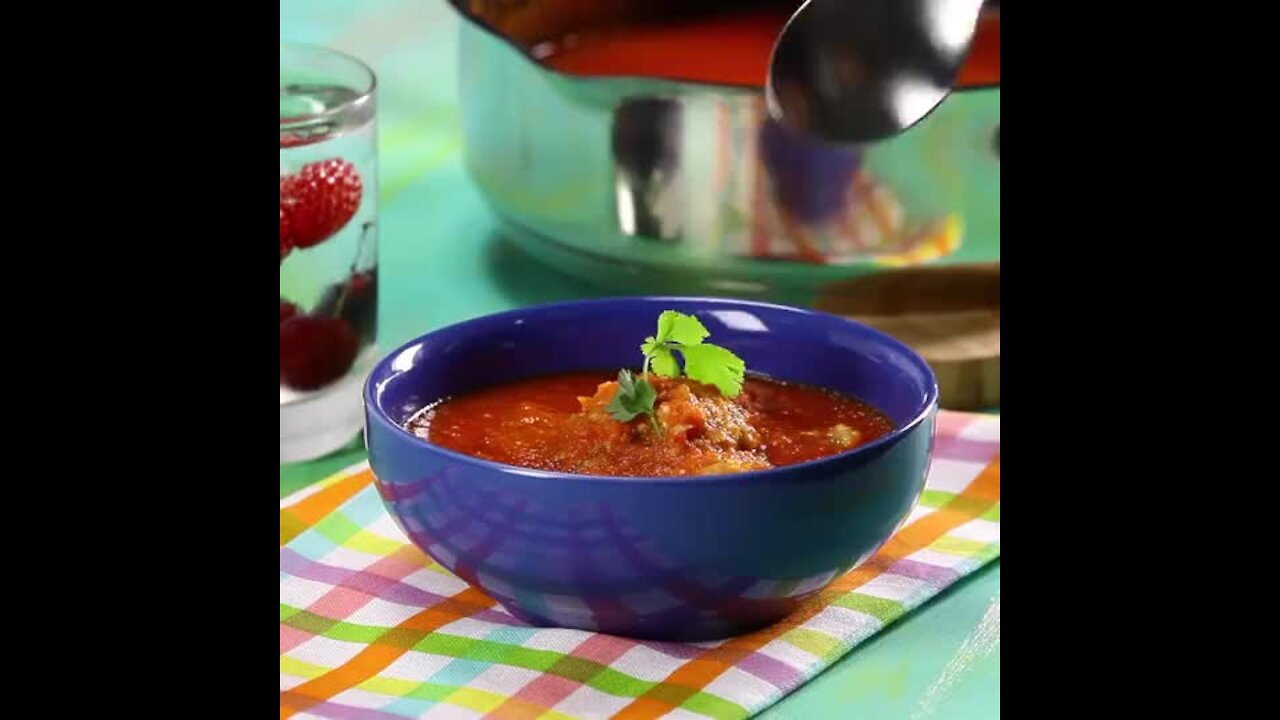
280,468,375,546
614,456,1000,719
280,586,497,718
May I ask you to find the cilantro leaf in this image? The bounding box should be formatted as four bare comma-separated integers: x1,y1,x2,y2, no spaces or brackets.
606,370,659,431
640,336,661,359
642,313,706,379
656,310,710,347
649,346,679,377
615,311,746,434
679,343,745,397
606,369,640,420
641,334,680,378
636,310,747,397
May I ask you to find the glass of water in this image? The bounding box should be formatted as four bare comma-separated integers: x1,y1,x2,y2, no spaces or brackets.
280,44,379,463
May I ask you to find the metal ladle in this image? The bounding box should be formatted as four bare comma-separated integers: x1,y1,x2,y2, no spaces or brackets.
767,0,987,144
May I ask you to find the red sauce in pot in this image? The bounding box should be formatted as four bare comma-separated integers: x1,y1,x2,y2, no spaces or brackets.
538,3,1000,88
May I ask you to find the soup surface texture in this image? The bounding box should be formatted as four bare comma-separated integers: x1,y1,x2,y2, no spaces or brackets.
407,372,894,477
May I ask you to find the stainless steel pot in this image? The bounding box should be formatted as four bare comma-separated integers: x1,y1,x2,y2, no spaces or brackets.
449,0,999,304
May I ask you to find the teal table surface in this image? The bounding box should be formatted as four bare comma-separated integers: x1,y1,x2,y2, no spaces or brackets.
280,1,1000,717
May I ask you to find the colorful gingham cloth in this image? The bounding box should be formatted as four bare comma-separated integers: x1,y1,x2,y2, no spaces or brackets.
280,411,1000,719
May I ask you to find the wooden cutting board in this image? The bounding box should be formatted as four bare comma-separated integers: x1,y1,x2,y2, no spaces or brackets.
815,264,1000,410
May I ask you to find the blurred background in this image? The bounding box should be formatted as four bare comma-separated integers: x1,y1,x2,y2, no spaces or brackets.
281,0,998,467
280,0,998,350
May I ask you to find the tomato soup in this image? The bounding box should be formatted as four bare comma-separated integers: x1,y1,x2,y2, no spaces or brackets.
407,372,894,477
533,1,1000,88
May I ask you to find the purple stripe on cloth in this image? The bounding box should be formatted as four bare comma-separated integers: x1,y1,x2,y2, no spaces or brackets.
280,548,520,626
889,558,960,585
738,651,806,687
288,699,408,720
931,435,1000,464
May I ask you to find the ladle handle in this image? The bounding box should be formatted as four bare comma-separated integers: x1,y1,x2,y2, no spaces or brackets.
957,4,999,88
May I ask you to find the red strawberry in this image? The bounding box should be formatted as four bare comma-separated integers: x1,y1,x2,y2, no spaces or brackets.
280,299,299,324
280,315,359,390
279,159,362,250
280,207,293,264
279,174,294,262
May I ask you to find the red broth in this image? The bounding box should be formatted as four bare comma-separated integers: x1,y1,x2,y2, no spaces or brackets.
407,372,894,477
538,4,1000,88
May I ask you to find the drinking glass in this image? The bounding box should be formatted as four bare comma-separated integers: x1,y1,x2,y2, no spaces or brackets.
280,43,379,463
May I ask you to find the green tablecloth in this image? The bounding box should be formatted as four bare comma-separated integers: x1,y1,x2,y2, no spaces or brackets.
281,1,999,716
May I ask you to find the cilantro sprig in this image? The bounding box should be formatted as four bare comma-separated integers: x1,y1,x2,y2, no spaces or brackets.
606,310,747,429
606,369,660,433
642,311,745,397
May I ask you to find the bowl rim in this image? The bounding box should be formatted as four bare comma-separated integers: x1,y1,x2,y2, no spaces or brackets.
364,296,939,486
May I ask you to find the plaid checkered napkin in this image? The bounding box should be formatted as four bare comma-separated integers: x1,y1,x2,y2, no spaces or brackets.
280,410,1000,719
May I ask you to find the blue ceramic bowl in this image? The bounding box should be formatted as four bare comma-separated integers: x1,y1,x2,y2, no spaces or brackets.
364,297,938,640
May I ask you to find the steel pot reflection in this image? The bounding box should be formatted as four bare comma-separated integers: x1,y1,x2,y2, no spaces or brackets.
449,0,999,303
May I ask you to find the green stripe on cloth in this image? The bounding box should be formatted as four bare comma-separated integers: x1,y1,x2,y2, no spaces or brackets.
835,593,906,623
